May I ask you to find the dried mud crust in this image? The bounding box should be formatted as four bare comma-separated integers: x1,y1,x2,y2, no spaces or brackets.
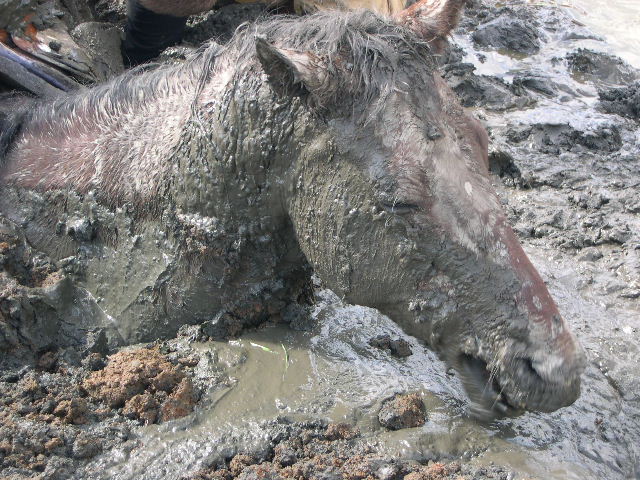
0,346,201,479
189,422,512,480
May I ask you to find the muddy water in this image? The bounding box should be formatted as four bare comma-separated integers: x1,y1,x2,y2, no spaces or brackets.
85,294,456,479
565,0,640,68
85,281,638,480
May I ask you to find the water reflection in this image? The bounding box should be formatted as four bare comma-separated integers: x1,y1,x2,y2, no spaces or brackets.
565,0,640,67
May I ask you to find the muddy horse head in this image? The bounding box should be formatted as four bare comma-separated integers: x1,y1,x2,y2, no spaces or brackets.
0,0,584,416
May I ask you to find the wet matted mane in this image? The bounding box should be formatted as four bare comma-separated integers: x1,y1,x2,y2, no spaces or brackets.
7,10,437,145
220,11,436,114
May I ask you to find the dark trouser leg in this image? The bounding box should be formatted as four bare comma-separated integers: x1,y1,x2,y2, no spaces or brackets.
122,0,188,67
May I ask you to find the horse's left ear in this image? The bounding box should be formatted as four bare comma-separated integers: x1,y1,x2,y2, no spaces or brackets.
395,0,467,53
255,36,329,97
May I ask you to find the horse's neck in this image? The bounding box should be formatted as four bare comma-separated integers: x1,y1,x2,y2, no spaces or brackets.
1,65,198,209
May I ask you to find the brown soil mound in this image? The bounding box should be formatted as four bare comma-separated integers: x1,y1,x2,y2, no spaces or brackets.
378,393,427,430
83,346,198,424
0,360,113,477
0,346,200,478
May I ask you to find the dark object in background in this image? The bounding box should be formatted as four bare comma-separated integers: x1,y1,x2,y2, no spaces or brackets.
121,0,188,67
368,334,412,358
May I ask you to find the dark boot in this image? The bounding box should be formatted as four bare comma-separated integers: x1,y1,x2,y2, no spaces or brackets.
121,0,188,67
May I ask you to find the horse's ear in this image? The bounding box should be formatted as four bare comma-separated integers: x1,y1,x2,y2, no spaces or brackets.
255,36,329,97
395,0,467,52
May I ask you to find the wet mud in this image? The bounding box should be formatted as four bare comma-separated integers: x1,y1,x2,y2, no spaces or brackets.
0,343,202,479
188,422,510,480
1,0,639,479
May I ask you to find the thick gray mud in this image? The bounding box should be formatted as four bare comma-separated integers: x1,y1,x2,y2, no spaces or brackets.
1,0,639,479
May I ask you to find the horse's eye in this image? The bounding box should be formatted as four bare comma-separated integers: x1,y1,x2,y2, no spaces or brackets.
380,202,420,214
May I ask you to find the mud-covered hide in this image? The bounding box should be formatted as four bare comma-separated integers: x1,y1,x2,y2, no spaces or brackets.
0,7,585,415
0,215,121,368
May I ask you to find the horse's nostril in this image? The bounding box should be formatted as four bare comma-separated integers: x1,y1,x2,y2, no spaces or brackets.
456,353,520,418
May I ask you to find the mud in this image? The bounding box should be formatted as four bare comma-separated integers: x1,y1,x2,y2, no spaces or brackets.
563,0,640,69
447,0,640,477
1,0,640,479
82,347,199,423
599,81,640,120
471,15,540,55
368,334,413,359
0,341,204,479
189,422,510,480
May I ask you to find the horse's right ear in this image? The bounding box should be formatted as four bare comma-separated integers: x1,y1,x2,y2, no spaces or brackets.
255,36,329,98
395,0,467,53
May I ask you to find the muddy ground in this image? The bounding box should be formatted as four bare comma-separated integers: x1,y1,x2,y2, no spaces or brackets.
1,0,639,479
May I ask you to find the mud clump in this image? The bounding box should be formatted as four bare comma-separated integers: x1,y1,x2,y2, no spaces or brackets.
83,346,199,424
512,72,557,96
186,3,267,45
87,0,126,24
0,361,128,479
369,334,412,358
488,151,523,187
443,63,534,111
324,422,360,440
0,343,202,477
566,48,638,85
0,215,114,369
82,352,107,371
159,377,199,422
72,21,125,80
403,463,464,480
599,82,640,120
378,393,427,430
505,122,623,155
0,219,59,292
472,15,541,54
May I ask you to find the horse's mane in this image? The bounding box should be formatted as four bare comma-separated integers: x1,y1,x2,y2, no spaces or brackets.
3,10,432,168
13,50,220,150
225,10,435,116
